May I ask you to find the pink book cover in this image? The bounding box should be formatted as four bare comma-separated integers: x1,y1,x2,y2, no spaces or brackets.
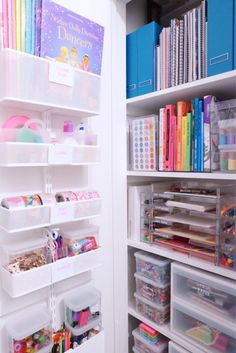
164,105,175,171
8,0,15,49
2,0,9,48
169,115,177,171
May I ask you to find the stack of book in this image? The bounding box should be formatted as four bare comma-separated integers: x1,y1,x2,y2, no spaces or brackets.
0,0,104,75
157,0,207,90
158,96,216,172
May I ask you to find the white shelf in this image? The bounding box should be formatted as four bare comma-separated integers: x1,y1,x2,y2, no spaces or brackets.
2,248,101,297
127,171,236,180
127,239,236,280
128,301,202,353
127,70,236,115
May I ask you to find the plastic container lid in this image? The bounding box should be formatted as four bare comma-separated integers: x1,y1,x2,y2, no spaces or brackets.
134,251,171,267
134,293,170,312
2,237,47,256
61,225,99,240
64,285,101,312
134,272,170,289
65,316,101,337
6,308,51,340
132,329,168,353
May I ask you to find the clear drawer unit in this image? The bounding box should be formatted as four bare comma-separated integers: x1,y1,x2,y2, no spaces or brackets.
140,181,236,270
210,99,236,173
168,341,190,353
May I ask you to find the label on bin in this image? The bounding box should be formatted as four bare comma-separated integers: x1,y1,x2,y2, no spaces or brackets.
52,258,74,282
49,61,74,87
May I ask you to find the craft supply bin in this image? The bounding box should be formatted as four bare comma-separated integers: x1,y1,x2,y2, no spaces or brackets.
135,251,171,285
0,142,48,166
134,293,169,325
132,328,168,353
171,300,236,353
0,49,100,113
73,145,100,164
171,263,236,325
64,285,101,336
74,199,102,219
0,205,50,232
6,307,52,353
168,341,190,353
134,272,170,305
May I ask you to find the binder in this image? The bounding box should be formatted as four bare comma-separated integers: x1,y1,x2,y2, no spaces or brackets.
207,0,234,76
126,31,138,98
137,21,162,96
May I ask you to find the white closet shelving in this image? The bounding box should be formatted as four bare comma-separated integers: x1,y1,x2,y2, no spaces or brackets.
117,1,236,353
0,46,105,353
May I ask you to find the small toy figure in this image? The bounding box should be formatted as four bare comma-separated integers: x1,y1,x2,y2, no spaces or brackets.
79,55,92,72
55,46,69,63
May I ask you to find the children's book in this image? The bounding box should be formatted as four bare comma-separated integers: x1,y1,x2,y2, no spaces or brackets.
21,0,26,52
35,0,42,56
176,101,190,171
2,0,9,48
181,115,187,171
40,0,104,75
163,105,175,171
186,112,192,171
158,108,164,171
8,0,15,49
25,0,32,53
15,0,22,51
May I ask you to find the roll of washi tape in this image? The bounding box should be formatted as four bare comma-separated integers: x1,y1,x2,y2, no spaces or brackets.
1,196,25,209
38,193,56,205
74,191,88,200
22,194,42,207
55,191,77,202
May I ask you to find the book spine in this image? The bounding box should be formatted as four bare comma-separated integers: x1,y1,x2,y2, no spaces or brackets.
8,0,15,49
186,112,192,171
35,0,42,56
197,99,203,171
25,0,32,53
31,0,36,55
2,0,9,48
21,0,26,52
182,115,187,171
175,20,179,86
169,115,176,171
179,19,184,85
15,0,21,51
193,97,199,171
164,105,175,171
203,95,214,171
158,108,164,171
172,20,176,87
200,110,204,171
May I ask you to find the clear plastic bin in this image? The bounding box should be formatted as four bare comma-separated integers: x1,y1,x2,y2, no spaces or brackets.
219,149,236,172
0,205,51,232
74,199,102,219
73,145,100,164
135,273,170,305
0,49,100,113
132,328,168,353
135,251,171,285
171,263,236,324
62,225,99,256
134,293,170,325
171,301,236,353
6,307,52,353
0,142,48,166
64,285,101,336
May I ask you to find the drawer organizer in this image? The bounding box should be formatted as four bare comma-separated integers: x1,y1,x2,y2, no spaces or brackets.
0,192,102,233
0,49,100,114
171,299,236,353
0,142,100,167
140,181,236,270
171,262,236,326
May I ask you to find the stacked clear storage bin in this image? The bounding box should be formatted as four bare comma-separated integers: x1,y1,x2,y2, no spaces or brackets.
134,251,171,325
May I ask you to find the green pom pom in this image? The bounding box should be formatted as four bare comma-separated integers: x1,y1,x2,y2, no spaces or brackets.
16,129,35,143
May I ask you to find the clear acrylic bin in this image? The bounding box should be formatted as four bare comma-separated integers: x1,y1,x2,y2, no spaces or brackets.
6,307,52,353
61,225,99,256
171,263,236,324
0,205,50,232
171,301,236,353
0,49,100,113
74,199,102,219
135,251,171,285
219,149,236,172
64,285,101,336
134,293,170,325
73,145,100,164
135,273,170,305
168,341,190,353
132,328,168,353
0,142,48,166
